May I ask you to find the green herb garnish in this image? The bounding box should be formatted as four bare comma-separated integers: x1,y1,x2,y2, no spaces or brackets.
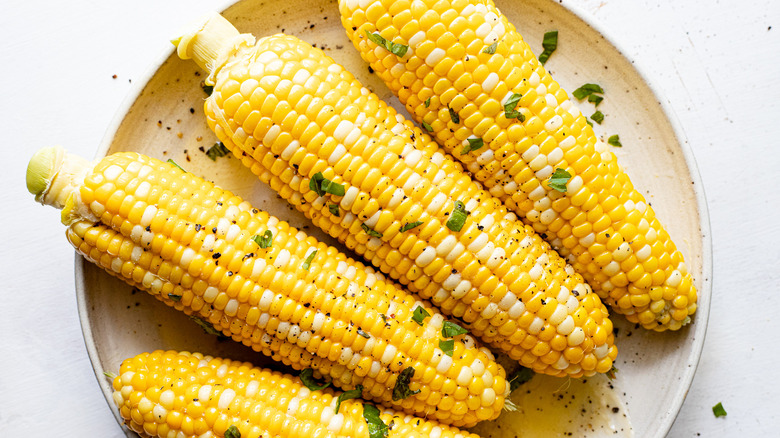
588,94,604,107
251,230,273,249
201,82,214,96
608,134,622,147
441,321,468,338
572,83,604,100
538,30,558,65
504,92,524,120
309,172,345,197
400,221,423,232
365,31,408,57
302,250,317,271
548,168,571,192
508,367,534,391
361,223,383,238
422,121,434,132
482,42,498,54
591,111,604,124
167,293,182,302
167,159,186,172
439,339,455,357
461,137,484,155
362,403,389,438
712,402,727,418
445,201,469,232
449,107,459,124
189,315,224,337
225,425,241,438
606,365,618,380
411,305,430,325
424,97,431,107
357,328,371,339
300,368,331,391
392,367,420,401
205,142,230,161
103,371,118,380
328,204,340,216
335,385,363,413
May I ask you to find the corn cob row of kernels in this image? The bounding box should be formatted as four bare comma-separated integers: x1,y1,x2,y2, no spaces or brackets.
174,14,616,377
112,350,481,438
339,0,697,331
27,146,506,426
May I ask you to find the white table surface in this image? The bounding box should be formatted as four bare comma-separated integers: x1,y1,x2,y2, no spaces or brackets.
2,0,778,436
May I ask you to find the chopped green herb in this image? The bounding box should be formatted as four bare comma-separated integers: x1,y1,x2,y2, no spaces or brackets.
357,328,371,339
167,293,182,302
336,385,364,413
460,137,484,155
424,97,431,107
608,134,622,147
591,111,604,124
449,107,459,124
572,83,604,100
310,172,345,197
201,82,214,96
538,30,558,65
205,142,230,161
225,425,241,438
299,368,331,391
302,250,317,271
392,367,420,401
167,159,186,172
189,315,224,337
400,221,423,232
508,367,534,391
606,365,618,380
504,92,524,120
586,119,593,127
361,223,383,238
548,168,571,192
422,121,434,132
251,230,273,249
362,403,389,438
712,402,727,418
588,94,604,107
328,203,340,216
411,305,430,325
445,201,469,232
365,30,408,57
482,42,498,54
439,339,455,357
442,321,468,338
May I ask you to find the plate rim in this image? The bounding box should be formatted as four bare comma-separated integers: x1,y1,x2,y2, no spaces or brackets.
74,0,713,436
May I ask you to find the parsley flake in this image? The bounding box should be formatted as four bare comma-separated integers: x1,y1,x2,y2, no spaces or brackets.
442,321,468,338
424,97,431,107
461,137,484,155
167,293,182,302
504,92,524,120
251,230,273,249
201,82,214,96
445,201,469,232
572,83,604,100
448,107,459,124
299,368,331,391
411,305,430,325
357,328,371,339
167,159,186,172
328,203,340,216
422,121,434,132
365,31,408,57
363,403,389,438
225,425,241,438
591,111,604,124
361,223,383,238
482,42,498,54
608,134,622,147
302,250,317,271
400,221,423,232
335,385,363,413
538,30,558,65
310,172,345,197
392,367,420,401
439,339,455,357
548,168,571,192
205,142,230,161
588,94,604,107
712,402,727,418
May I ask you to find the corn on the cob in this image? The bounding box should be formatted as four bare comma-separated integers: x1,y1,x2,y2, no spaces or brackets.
339,0,697,331
173,14,617,377
26,146,507,426
112,350,482,438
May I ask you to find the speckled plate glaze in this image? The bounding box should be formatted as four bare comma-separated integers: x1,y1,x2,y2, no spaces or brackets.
75,0,711,436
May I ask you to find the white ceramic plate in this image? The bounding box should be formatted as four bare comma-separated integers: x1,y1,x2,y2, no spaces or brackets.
76,0,711,436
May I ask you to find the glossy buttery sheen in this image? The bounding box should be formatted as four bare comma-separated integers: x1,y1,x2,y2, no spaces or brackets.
470,373,633,437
